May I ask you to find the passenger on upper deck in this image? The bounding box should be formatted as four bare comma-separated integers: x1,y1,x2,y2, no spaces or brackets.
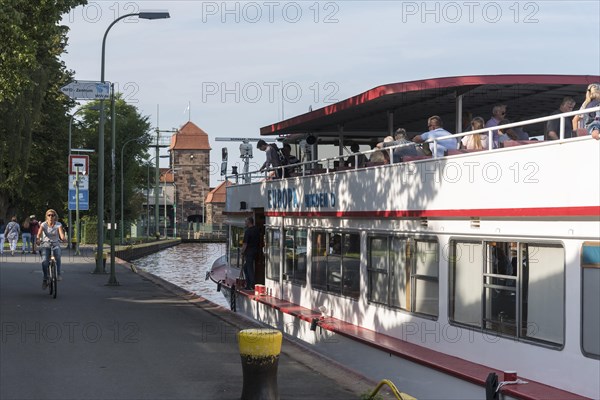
282,143,299,177
346,143,368,168
497,119,519,145
460,117,489,150
257,139,283,179
377,128,423,162
412,115,457,157
546,97,576,140
573,83,600,140
485,104,507,147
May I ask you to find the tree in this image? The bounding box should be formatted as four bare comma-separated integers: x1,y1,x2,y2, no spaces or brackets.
0,0,86,221
75,95,153,224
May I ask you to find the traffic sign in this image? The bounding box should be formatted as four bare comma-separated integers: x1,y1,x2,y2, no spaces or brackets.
61,80,110,100
69,154,89,175
69,175,89,190
68,189,89,211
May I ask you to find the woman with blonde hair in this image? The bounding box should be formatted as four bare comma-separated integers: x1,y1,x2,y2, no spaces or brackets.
573,83,600,139
461,116,489,150
36,209,65,289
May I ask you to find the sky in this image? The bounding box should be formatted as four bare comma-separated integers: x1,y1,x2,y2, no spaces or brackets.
60,1,600,187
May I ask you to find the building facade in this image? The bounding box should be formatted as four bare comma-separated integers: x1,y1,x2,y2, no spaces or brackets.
168,121,211,225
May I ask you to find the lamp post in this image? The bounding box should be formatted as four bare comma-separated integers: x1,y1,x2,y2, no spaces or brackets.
120,136,144,244
93,10,170,280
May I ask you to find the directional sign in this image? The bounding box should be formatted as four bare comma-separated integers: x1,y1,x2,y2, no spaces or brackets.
61,80,110,100
69,154,90,175
68,189,89,211
69,175,89,190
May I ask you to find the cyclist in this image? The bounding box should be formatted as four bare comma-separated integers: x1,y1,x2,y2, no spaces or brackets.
36,209,65,289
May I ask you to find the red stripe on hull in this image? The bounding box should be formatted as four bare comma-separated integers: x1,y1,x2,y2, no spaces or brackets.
265,206,600,218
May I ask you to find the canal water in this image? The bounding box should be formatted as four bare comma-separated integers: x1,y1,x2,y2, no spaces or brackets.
133,242,229,308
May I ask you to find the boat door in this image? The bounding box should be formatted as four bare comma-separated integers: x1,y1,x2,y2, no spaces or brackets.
253,208,266,286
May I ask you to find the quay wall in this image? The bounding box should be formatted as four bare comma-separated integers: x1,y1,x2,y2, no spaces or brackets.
114,239,181,262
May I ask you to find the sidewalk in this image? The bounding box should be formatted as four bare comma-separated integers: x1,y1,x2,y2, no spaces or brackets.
0,249,376,400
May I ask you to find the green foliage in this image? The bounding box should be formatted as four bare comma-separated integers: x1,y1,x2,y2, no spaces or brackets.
0,1,155,238
0,0,85,220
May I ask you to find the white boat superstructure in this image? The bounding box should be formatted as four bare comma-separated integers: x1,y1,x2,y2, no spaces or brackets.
212,75,600,400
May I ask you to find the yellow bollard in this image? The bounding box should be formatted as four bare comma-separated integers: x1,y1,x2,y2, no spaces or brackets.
238,329,283,400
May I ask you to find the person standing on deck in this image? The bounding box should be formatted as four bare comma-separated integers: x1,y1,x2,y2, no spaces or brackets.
241,216,261,291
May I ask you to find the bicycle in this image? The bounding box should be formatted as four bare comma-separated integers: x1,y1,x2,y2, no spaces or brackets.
48,248,58,299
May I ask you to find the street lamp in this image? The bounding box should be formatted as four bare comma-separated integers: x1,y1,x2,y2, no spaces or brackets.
120,136,145,244
93,10,170,282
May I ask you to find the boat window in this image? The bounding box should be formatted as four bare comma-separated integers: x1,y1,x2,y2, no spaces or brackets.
311,231,360,299
265,228,281,281
311,232,328,291
367,235,438,317
368,236,389,305
413,240,439,317
283,228,307,284
450,240,565,347
581,241,600,359
229,226,245,270
449,241,483,327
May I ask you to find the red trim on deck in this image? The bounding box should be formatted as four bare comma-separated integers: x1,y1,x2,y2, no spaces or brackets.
260,74,600,135
234,291,589,400
265,206,600,218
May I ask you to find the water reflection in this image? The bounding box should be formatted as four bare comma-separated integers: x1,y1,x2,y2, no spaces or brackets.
134,243,228,308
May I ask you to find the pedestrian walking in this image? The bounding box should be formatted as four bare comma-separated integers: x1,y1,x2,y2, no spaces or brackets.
30,215,40,253
21,216,32,253
0,219,5,255
4,216,21,256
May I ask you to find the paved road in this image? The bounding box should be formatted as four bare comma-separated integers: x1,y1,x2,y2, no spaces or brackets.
0,250,376,400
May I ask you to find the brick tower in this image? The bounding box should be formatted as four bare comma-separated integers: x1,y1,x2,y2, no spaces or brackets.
169,121,211,225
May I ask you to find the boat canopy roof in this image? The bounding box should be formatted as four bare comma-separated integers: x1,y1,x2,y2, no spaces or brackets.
260,74,600,140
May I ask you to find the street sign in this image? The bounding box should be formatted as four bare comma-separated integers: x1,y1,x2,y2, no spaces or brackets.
68,189,89,211
69,154,90,175
60,80,110,100
69,175,89,190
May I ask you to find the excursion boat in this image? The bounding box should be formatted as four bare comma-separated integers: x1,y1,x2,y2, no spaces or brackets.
209,75,600,400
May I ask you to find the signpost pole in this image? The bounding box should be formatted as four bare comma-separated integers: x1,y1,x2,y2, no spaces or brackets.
75,166,81,256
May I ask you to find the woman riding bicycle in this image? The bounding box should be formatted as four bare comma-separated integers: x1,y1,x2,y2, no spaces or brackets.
36,209,65,289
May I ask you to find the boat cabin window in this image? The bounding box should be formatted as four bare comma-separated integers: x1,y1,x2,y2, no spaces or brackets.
228,226,245,270
581,241,600,359
450,240,565,347
265,228,281,281
311,231,360,299
367,236,439,317
283,228,307,284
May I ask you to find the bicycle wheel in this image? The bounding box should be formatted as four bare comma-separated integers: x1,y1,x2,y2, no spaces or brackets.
50,260,57,298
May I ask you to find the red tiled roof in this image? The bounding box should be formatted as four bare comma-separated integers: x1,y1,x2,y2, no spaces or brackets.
206,180,231,204
159,169,174,183
169,121,212,150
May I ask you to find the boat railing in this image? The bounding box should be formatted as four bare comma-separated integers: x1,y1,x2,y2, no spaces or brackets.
227,106,599,183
